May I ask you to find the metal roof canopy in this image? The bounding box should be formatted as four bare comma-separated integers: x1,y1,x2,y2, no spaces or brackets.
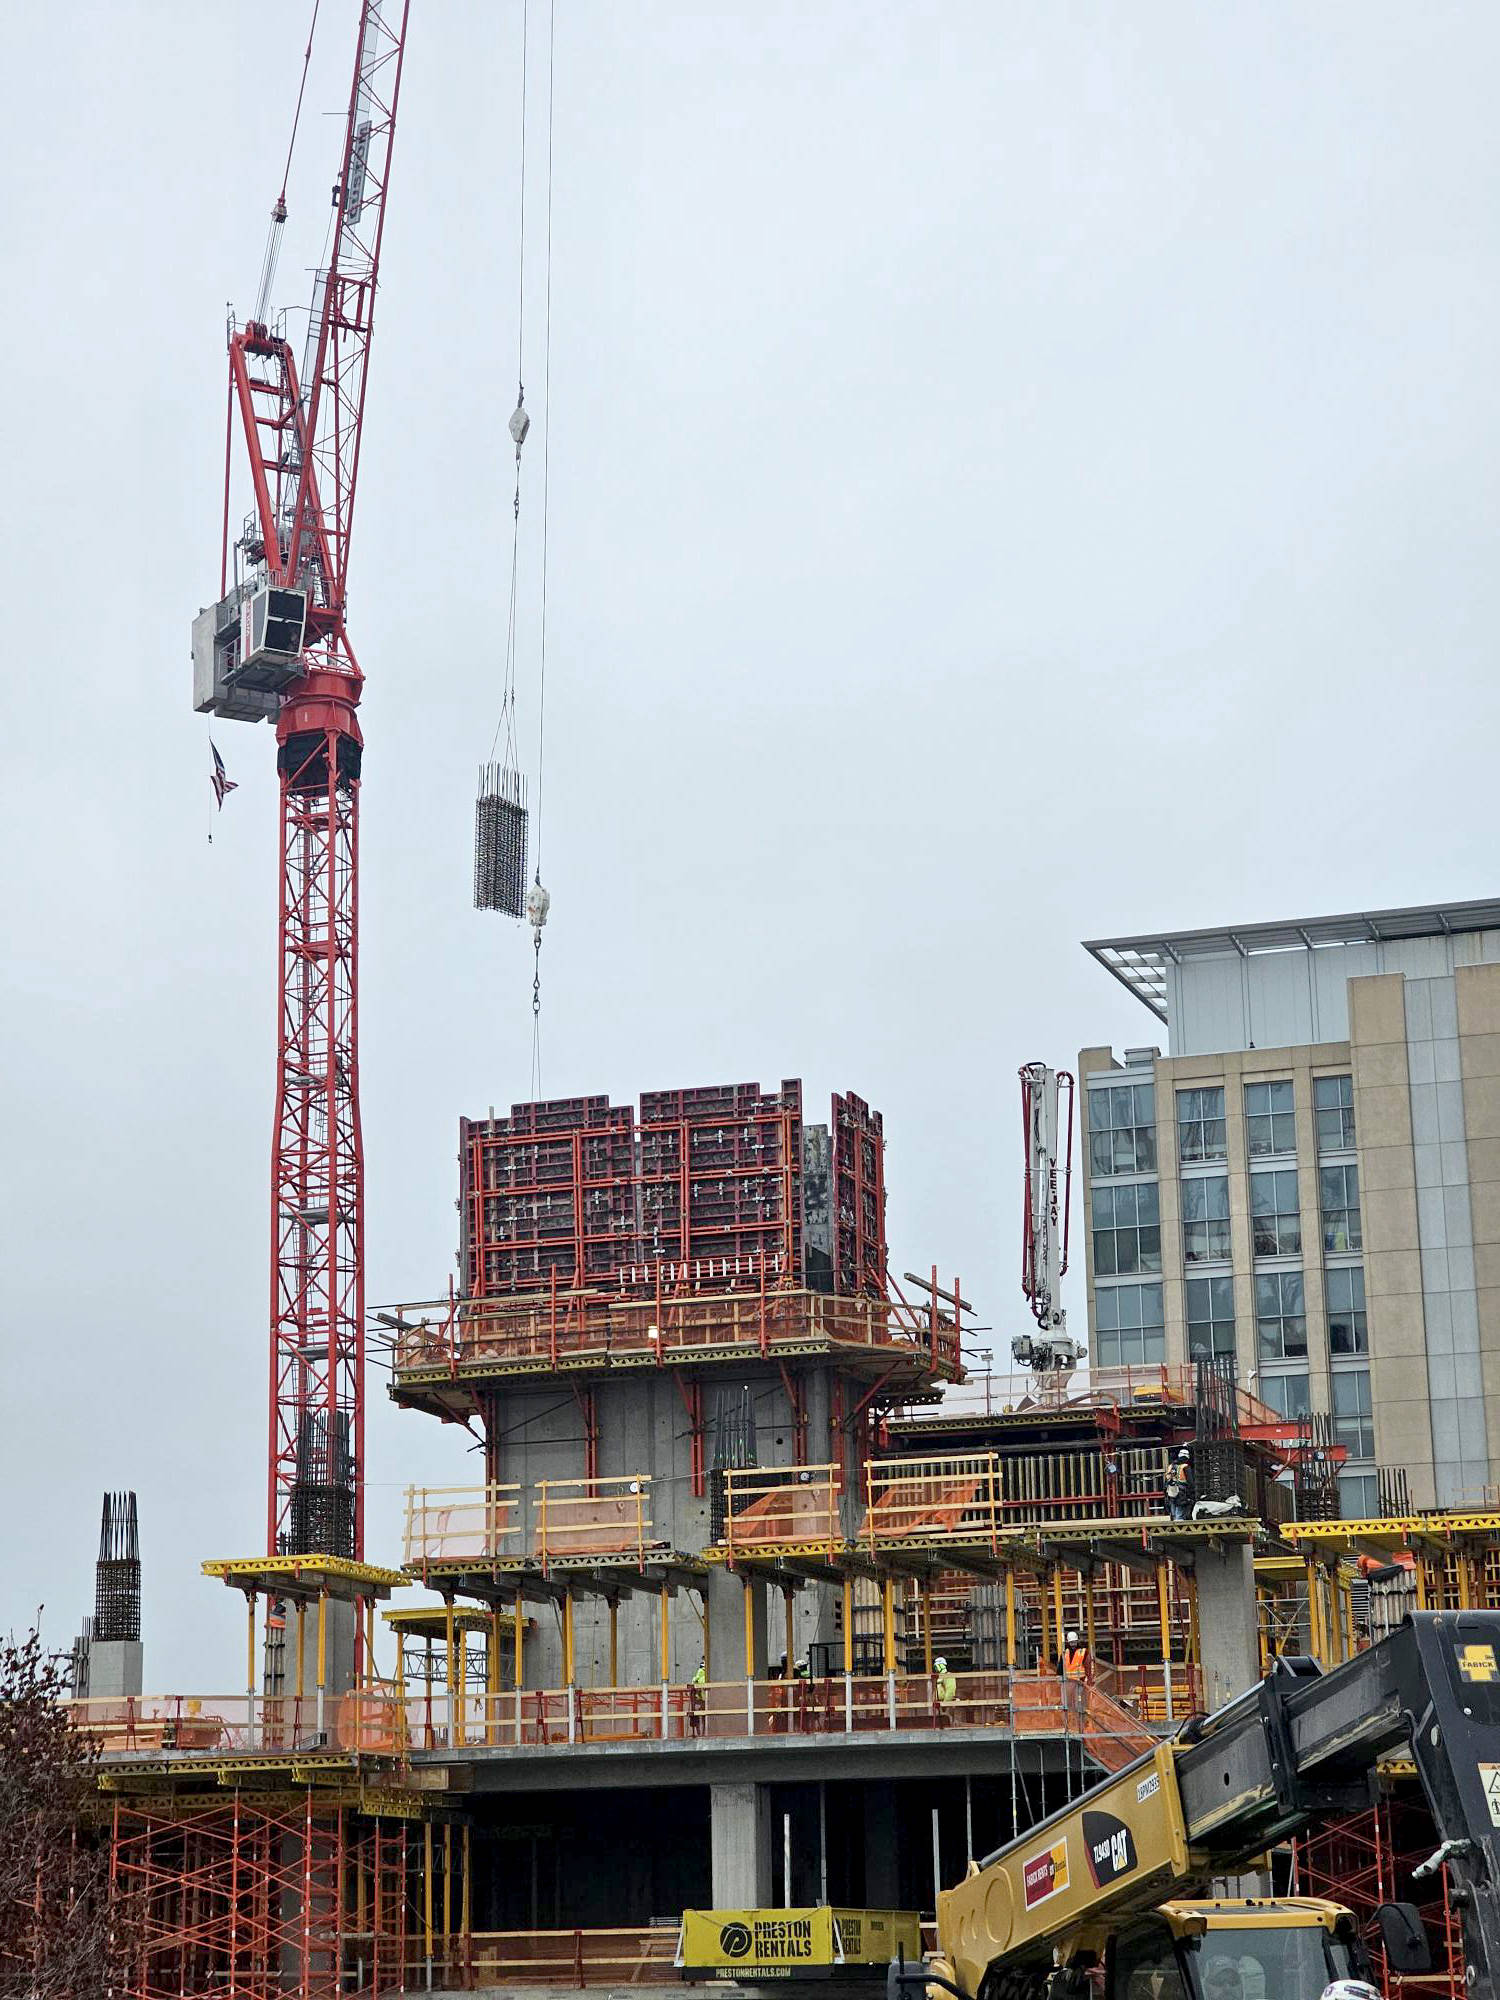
1084,895,1500,1023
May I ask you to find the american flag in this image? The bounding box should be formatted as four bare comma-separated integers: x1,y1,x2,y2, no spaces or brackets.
210,739,238,810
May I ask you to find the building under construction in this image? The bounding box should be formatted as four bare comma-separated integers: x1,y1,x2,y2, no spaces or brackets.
79,1068,1489,1994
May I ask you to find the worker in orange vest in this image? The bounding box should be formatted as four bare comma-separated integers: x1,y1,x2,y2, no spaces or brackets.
1057,1629,1091,1681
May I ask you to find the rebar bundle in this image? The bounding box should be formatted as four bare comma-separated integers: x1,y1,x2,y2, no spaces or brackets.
473,762,528,915
94,1492,141,1642
287,1410,356,1560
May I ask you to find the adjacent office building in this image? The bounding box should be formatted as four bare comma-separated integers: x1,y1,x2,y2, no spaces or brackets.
1078,897,1500,1514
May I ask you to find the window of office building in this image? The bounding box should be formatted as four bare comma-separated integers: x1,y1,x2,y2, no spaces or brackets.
1256,1270,1307,1359
1321,1164,1362,1254
1177,1087,1227,1165
1251,1168,1302,1256
1339,1470,1378,1518
1315,1074,1356,1153
1326,1265,1367,1355
1089,1082,1157,1178
1092,1180,1161,1276
1182,1175,1231,1263
1258,1371,1311,1420
1332,1367,1374,1461
1246,1080,1296,1157
1093,1282,1165,1368
1185,1275,1235,1365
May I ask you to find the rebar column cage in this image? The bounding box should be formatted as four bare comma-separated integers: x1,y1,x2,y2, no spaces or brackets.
473,762,529,916
95,1491,141,1643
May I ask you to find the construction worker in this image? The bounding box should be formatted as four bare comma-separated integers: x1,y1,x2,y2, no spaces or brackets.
934,1655,957,1722
1057,1629,1091,1682
689,1661,707,1735
1164,1448,1194,1521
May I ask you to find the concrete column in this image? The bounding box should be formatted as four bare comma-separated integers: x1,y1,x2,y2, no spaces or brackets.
710,1783,772,1907
1195,1543,1260,1712
88,1640,142,1698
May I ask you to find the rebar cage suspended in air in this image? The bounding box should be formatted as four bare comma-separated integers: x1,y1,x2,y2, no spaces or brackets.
474,762,529,916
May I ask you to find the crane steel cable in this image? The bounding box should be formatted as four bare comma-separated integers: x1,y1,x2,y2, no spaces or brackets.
474,0,535,922
529,0,557,1099
253,0,323,325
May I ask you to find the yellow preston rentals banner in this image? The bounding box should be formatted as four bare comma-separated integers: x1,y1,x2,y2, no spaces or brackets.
678,1909,923,1980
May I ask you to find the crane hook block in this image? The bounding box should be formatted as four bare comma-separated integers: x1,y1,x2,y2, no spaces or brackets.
509,403,531,451
525,880,551,931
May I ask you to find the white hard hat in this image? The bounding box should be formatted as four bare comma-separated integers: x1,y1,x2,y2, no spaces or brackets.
1178,1447,1192,1459
935,1657,947,1670
1065,1630,1079,1644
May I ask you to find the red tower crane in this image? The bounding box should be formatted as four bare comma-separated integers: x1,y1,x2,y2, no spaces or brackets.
192,1,411,1563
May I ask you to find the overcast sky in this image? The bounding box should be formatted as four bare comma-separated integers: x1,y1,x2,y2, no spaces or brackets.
2,2,1496,1690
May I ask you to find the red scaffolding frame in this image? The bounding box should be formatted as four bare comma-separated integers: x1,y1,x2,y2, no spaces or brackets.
110,1795,410,1999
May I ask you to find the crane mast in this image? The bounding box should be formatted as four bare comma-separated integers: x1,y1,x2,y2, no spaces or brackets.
192,0,410,1563
1014,1062,1081,1393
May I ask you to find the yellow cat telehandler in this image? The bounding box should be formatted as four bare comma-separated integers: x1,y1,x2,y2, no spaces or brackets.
893,1612,1500,2000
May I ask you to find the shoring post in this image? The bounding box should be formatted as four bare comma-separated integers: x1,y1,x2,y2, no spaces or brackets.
921,1580,934,1677
1184,1571,1200,1665
515,1593,525,1689
882,1575,897,1727
562,1587,576,1685
486,1608,501,1746
424,1819,435,1989
1004,1564,1017,1670
316,1586,328,1739
784,1587,796,1678
245,1590,257,1745
1084,1571,1097,1657
842,1574,854,1732
744,1575,757,1734
1051,1567,1065,1651
609,1597,620,1686
660,1581,672,1737
443,1823,453,1959
1305,1556,1324,1663
463,1822,473,1953
1157,1562,1174,1721
444,1595,458,1747
295,1599,307,1715
1038,1567,1052,1670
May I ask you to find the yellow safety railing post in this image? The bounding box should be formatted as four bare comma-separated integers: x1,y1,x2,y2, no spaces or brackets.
881,1576,896,1674
1004,1565,1017,1670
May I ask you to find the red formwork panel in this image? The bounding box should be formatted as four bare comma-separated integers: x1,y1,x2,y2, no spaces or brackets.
459,1079,883,1302
638,1079,803,1283
461,1097,637,1296
833,1091,887,1298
